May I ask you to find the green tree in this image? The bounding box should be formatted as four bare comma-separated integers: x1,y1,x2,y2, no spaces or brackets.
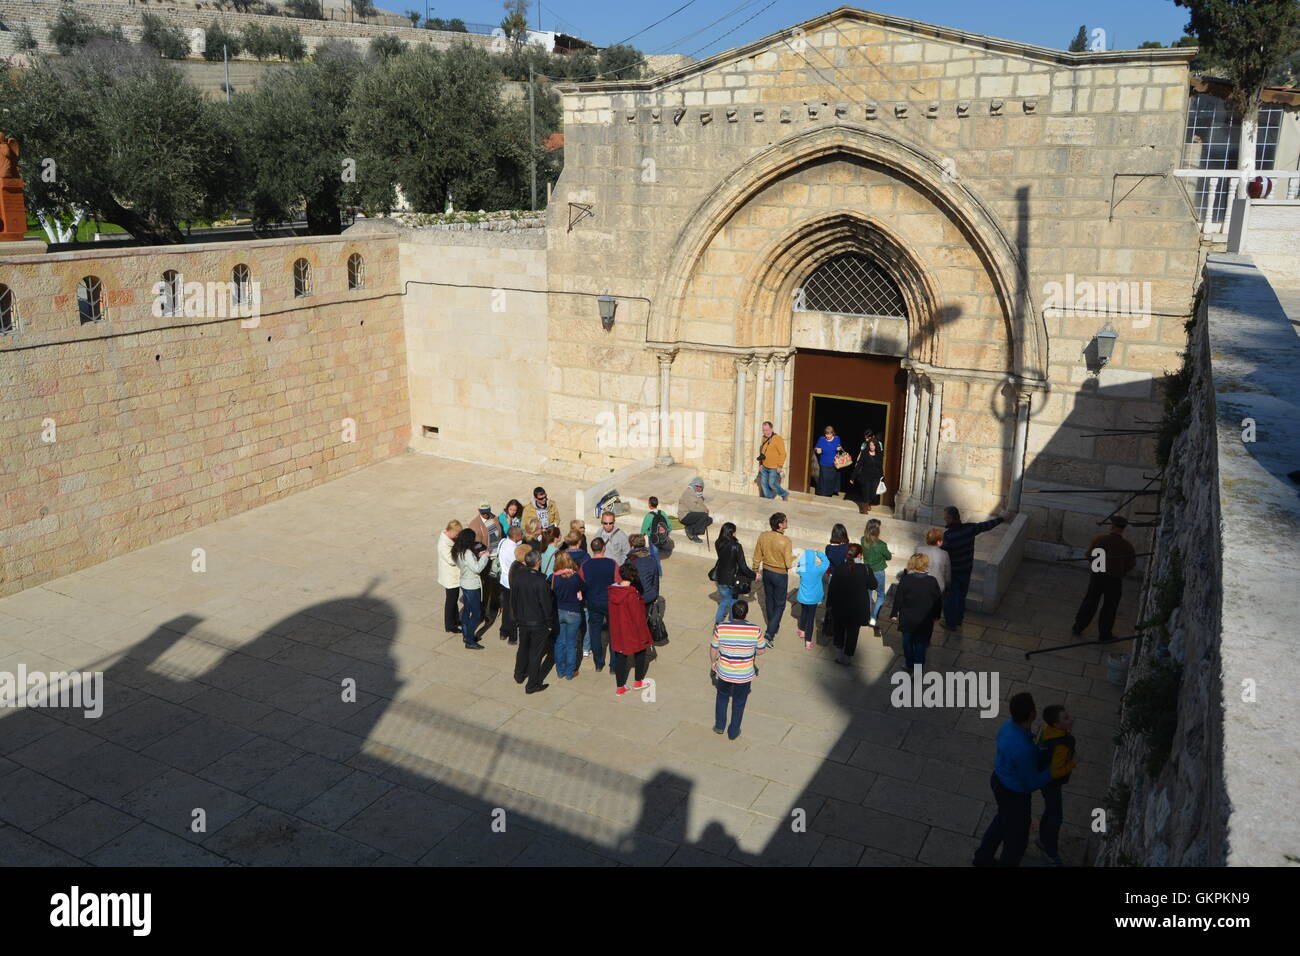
501,0,529,56
404,10,421,27
15,22,37,51
0,43,232,243
1068,25,1088,52
242,23,272,60
370,34,407,60
237,41,366,233
350,0,377,22
269,24,306,61
1174,0,1300,169
597,44,643,80
48,7,123,54
141,11,192,60
348,44,534,213
202,20,243,61
285,0,325,19
1137,40,1165,49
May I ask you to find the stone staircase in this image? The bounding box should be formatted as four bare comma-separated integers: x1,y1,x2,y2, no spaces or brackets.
597,463,1027,614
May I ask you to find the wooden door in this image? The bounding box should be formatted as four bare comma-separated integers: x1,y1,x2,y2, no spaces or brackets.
788,350,907,506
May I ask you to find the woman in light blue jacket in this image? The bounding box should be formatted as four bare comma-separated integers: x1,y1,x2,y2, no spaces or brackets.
794,547,828,648
451,528,490,650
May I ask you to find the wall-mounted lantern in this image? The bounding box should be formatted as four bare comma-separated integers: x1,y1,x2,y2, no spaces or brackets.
597,292,617,332
1084,320,1119,375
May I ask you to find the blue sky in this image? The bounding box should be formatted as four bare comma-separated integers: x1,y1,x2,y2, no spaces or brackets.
426,0,1193,54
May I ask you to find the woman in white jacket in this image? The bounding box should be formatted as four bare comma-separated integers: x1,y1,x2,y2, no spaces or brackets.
438,519,463,634
451,528,490,650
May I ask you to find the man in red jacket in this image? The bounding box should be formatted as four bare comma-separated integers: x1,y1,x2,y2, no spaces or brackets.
1071,516,1137,641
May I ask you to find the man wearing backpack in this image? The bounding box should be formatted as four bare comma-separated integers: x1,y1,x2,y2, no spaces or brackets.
1036,704,1079,866
641,496,674,556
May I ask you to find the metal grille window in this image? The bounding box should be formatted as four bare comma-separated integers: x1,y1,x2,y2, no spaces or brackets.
796,253,906,317
347,252,364,290
160,270,182,316
0,284,15,333
293,258,312,298
1183,93,1286,219
231,263,251,309
78,275,104,324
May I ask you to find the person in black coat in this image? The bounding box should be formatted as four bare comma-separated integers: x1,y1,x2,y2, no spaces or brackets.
712,522,755,624
827,543,874,665
850,432,885,513
890,553,944,672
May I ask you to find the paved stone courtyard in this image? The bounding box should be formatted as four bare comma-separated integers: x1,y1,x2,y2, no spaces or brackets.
0,455,1136,866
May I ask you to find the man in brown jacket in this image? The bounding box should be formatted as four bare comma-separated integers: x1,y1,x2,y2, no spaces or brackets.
757,421,789,501
521,486,560,534
1071,515,1137,641
752,512,794,646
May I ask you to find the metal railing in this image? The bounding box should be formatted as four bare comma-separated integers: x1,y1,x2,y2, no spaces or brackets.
1173,169,1300,236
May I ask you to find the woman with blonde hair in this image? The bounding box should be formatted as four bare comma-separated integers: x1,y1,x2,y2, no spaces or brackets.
549,551,584,680
438,519,464,634
522,518,543,556
569,519,589,554
860,518,892,629
889,552,943,671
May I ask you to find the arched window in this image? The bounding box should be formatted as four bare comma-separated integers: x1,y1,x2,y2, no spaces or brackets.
0,284,15,334
293,258,312,298
347,252,364,290
231,263,252,310
77,276,104,324
796,253,907,318
160,270,182,316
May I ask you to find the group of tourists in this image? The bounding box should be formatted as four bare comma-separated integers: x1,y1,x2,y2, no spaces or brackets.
437,474,1122,864
436,486,668,697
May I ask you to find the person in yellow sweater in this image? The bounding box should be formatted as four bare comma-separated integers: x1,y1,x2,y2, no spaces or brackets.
752,513,794,646
756,421,789,500
1036,704,1079,866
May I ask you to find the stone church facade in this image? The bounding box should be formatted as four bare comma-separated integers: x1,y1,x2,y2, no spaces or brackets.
534,7,1202,552
2,7,1210,596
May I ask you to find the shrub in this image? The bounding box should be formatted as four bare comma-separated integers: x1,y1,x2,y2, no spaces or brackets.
285,0,325,20
141,11,192,60
1118,659,1183,777
203,20,242,61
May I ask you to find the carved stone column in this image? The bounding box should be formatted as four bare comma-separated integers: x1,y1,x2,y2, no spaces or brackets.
922,378,944,511
909,375,931,512
1008,383,1032,512
653,348,677,465
897,370,921,515
732,353,753,479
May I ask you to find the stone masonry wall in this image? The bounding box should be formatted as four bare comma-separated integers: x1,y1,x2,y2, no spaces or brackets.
0,228,409,597
544,8,1202,544
1098,284,1226,866
397,220,551,473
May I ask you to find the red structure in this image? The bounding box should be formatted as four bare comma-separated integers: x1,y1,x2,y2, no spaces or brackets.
0,134,28,242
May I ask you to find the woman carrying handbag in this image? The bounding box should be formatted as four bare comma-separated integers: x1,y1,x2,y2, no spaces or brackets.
710,522,755,625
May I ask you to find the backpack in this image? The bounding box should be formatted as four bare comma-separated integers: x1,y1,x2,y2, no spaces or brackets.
1037,732,1076,782
650,511,670,549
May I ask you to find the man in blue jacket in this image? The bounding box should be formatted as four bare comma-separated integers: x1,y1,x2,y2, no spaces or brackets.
973,692,1055,866
940,506,1011,631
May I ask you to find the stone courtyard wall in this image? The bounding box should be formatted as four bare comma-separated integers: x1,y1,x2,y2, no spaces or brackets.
0,227,409,597
397,219,551,473
1100,256,1300,866
544,8,1203,546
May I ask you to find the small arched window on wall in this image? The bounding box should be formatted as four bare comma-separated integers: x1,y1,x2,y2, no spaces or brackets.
796,253,907,318
0,284,16,334
160,270,182,316
347,252,364,290
231,263,251,310
293,258,312,298
78,275,104,324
